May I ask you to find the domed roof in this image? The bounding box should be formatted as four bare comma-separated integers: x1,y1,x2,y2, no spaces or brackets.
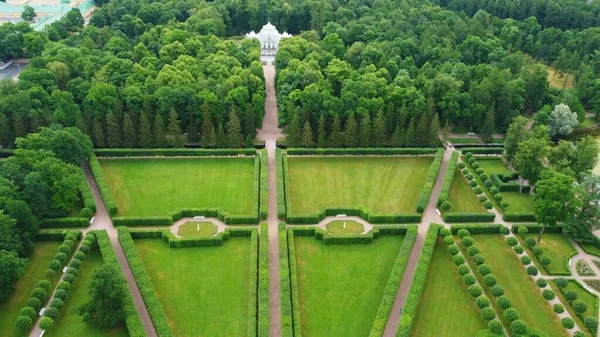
259,22,279,35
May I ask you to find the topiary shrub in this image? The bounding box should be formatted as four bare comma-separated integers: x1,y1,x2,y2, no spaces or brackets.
63,239,75,249
525,237,536,247
473,254,485,265
517,226,528,235
462,168,470,174
506,237,518,246
483,274,497,287
69,258,82,269
481,308,497,322
536,278,547,288
491,285,504,297
527,265,538,276
476,296,490,309
565,290,578,302
468,156,476,163
466,152,474,159
457,264,471,275
476,168,484,175
469,180,478,187
50,299,63,310
468,246,480,256
484,180,493,188
499,226,509,235
462,236,474,247
453,255,466,266
458,163,466,169
74,251,86,261
44,307,58,319
478,195,488,202
501,201,509,209
562,317,575,329
573,301,588,314
542,289,555,300
443,236,455,246
553,304,565,313
474,186,483,194
488,319,503,333
54,252,67,262
584,317,598,331
574,332,586,337
458,229,471,238
15,316,33,333
439,228,451,237
469,285,483,297
19,306,36,319
79,245,90,254
66,267,77,276
466,173,474,181
63,273,75,283
513,245,524,254
36,280,51,292
490,187,499,195
447,244,460,256
494,194,503,201
479,173,488,181
57,244,71,254
478,264,491,276
497,295,512,309
26,297,41,310
48,259,61,271
472,162,480,169
511,319,528,334
463,274,476,286
30,287,47,301
54,289,67,300
39,317,54,331
504,308,520,322
441,201,452,211
483,201,493,209
556,278,568,288
533,246,543,256
80,207,93,218
540,255,551,266
521,256,531,265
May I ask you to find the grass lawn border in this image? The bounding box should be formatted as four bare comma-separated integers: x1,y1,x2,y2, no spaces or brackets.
514,230,577,276
552,279,599,335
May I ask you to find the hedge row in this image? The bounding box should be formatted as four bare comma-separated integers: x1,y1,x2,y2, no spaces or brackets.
490,173,530,193
89,154,119,216
443,213,496,223
282,154,293,219
396,224,439,337
259,149,268,220
279,223,293,337
258,223,269,337
78,169,96,212
117,227,173,337
36,230,73,241
112,208,259,226
514,225,575,276
368,226,418,336
276,149,286,220
92,230,144,337
253,156,261,222
416,149,444,213
287,229,303,337
40,218,89,228
161,228,255,248
437,152,459,207
554,279,599,335
460,147,504,155
462,156,501,211
286,148,439,156
450,224,502,234
503,212,537,222
247,231,258,337
94,148,256,157
509,224,563,234
288,226,379,245
286,209,421,224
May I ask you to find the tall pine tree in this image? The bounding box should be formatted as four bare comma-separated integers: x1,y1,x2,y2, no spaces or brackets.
106,113,121,148
328,113,343,147
481,108,495,143
415,113,430,147
359,113,371,147
372,110,386,147
301,121,313,148
139,111,153,148
286,109,301,147
428,113,440,147
153,113,167,148
93,116,105,148
216,122,226,148
200,102,215,147
226,107,243,148
244,104,256,139
0,113,13,147
344,113,358,147
316,113,327,148
167,109,184,148
122,112,136,147
187,114,200,143
405,117,416,147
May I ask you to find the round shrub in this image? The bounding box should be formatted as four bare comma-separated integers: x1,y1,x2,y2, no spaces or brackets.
488,319,503,333
484,179,493,188
15,315,33,333
57,244,71,254
54,289,67,300
553,304,565,313
511,319,528,334
473,254,485,264
439,228,451,237
501,201,509,209
483,274,497,287
81,239,92,248
478,195,488,202
497,295,512,309
479,173,488,181
504,308,520,322
506,237,518,246
39,317,54,331
478,264,491,276
85,234,96,245
57,281,70,292
74,251,86,261
54,252,67,262
469,285,483,297
481,307,496,322
469,180,478,187
48,259,61,271
476,296,490,309
533,246,543,256
44,307,58,319
472,162,480,169
542,289,555,300
468,246,480,256
458,229,471,239
50,299,64,310
453,255,465,266
65,233,78,241
45,269,55,279
457,264,471,275
525,237,536,247
463,274,476,286
476,168,484,175
31,287,47,301
440,200,452,211
520,256,531,265
561,317,575,329
573,301,588,314
468,155,476,163
69,258,82,269
19,306,36,319
63,273,75,283
527,265,538,276
490,186,499,194
556,278,568,288
517,226,528,235
447,244,460,256
458,163,465,169
513,245,524,254
80,207,93,218
499,226,509,235
79,245,90,254
27,297,41,310
36,280,51,292
584,317,598,331
536,278,547,288
462,168,469,174
494,194,503,201
443,236,455,246
466,152,474,159
63,239,75,249
565,290,578,302
66,267,78,276
466,173,474,181
462,236,474,247
473,186,483,194
491,285,504,297
574,332,585,337
540,255,551,266
483,201,493,209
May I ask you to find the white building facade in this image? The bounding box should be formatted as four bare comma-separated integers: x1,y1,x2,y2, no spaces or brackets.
245,22,290,65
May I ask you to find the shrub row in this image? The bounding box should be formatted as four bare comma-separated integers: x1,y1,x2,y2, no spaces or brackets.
437,152,459,207
253,156,261,222
259,149,268,220
92,230,144,336
416,149,444,213
514,226,574,276
368,226,417,336
247,231,258,337
285,207,421,224
287,229,303,337
78,169,96,212
276,149,286,220
443,213,496,223
89,154,118,216
463,156,499,211
286,148,439,156
282,154,293,219
396,224,439,337
94,148,256,157
490,173,530,193
117,227,174,337
554,280,599,334
460,148,504,155
40,218,89,228
503,212,537,222
113,208,259,226
35,230,73,241
450,225,502,234
258,223,269,337
279,223,293,337
160,228,254,248
509,224,563,234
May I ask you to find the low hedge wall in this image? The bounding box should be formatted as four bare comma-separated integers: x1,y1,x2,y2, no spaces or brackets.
89,154,118,216
286,148,439,156
113,208,259,226
460,147,504,155
113,217,173,226
36,230,74,241
287,229,303,337
247,231,258,337
437,152,459,207
78,169,96,212
510,224,563,234
259,149,268,220
449,224,502,234
442,212,496,223
279,223,293,337
289,226,377,244
282,154,292,219
396,224,439,337
94,148,256,157
503,212,537,222
579,236,600,257
416,149,444,213
40,217,89,228
489,173,531,193
276,149,286,220
253,156,260,222
258,223,269,337
368,225,417,336
117,227,173,337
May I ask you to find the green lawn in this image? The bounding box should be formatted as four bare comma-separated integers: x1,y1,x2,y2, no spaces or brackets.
0,241,60,337
476,158,508,174
287,156,433,214
467,235,569,337
325,220,364,234
575,118,596,130
491,138,505,144
502,192,535,212
551,280,598,336
294,235,404,337
135,238,252,337
449,137,480,144
411,239,487,336
46,248,128,337
67,197,85,217
519,233,576,275
100,158,256,216
446,170,486,213
579,242,600,257
177,221,218,237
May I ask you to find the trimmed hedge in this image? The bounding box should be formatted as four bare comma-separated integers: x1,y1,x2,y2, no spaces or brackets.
286,148,439,156
437,152,459,207
396,224,439,337
160,228,255,248
490,173,530,193
287,229,302,337
460,148,504,155
510,224,563,234
276,149,286,220
258,223,269,337
94,148,256,157
285,207,421,225
416,149,444,213
40,218,89,228
113,207,259,226
89,154,118,216
259,149,268,220
282,153,293,220
503,212,537,222
247,231,258,337
117,227,174,337
443,213,496,223
78,169,96,212
279,223,293,337
252,156,261,223
450,224,502,234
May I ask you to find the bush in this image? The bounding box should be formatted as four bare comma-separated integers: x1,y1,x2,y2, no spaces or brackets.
483,201,493,209
506,237,518,246
490,187,499,194
80,207,93,218
30,287,47,301
573,301,588,314
457,264,471,275
476,168,484,175
504,308,520,322
15,315,33,333
525,237,536,247
63,273,75,283
36,280,51,292
50,299,64,310
462,168,469,174
521,256,531,265
26,297,41,310
57,281,70,292
453,255,465,266
573,332,585,337
458,163,466,169
48,259,61,271
462,236,474,247
501,201,509,209
491,285,504,297
472,162,480,169
483,274,497,287
562,318,575,329
57,244,71,254
513,245,524,254
565,290,578,302
469,180,478,187
468,156,476,163
533,246,543,256
488,319,503,333
45,269,55,279
478,264,491,275
536,278,547,288
473,254,485,265
527,265,538,275
497,295,512,309
467,246,480,256
478,195,488,202
466,173,474,180
443,212,495,222
479,173,488,181
54,289,67,300
476,296,490,309
69,258,82,269
66,267,77,276
54,252,67,262
542,289,555,300
553,304,565,313
511,319,528,334
39,317,54,331
79,245,90,254
481,308,497,321
447,244,460,256
484,179,493,187
74,251,86,261
440,201,452,211
556,278,568,288
540,255,551,265
463,274,476,285
20,306,36,319
443,236,455,246
469,285,483,297
44,307,58,319
439,228,451,237
466,152,474,159
494,194,503,201
584,317,598,331
499,226,509,235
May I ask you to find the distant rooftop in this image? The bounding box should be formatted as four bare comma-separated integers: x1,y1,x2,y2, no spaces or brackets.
0,0,95,31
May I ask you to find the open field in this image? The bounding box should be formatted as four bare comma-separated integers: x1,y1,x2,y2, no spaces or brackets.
0,241,61,337
551,280,598,335
178,221,218,237
546,66,575,89
468,234,569,336
446,170,486,212
519,233,576,275
293,235,404,337
411,239,487,336
476,158,508,174
100,158,256,216
46,248,128,337
325,220,364,234
135,238,252,337
287,156,433,214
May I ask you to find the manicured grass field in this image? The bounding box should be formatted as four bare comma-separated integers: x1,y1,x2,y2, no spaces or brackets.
503,192,535,212
293,235,404,337
135,238,252,337
551,280,599,335
100,158,256,216
178,221,218,237
325,220,364,234
287,156,433,214
446,170,486,213
46,248,128,337
519,233,576,275
0,241,60,337
449,137,480,144
467,235,569,336
411,239,487,336
475,158,508,174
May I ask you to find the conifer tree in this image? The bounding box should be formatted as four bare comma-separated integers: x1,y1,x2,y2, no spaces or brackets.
372,110,386,147
167,109,184,148
139,111,153,148
187,114,200,143
106,113,121,148
286,109,301,147
481,108,495,143
344,113,358,148
317,113,326,148
391,124,401,147
398,104,409,127
244,104,256,139
226,107,243,148
442,120,450,142
93,116,105,148
75,114,88,136
405,117,416,147
301,121,313,147
415,113,430,147
428,113,440,147
245,134,254,148
122,112,136,147
216,122,226,148
153,113,167,148
359,113,371,147
200,102,215,147
328,113,343,147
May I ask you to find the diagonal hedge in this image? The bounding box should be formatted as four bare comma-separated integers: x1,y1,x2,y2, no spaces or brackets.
78,168,96,212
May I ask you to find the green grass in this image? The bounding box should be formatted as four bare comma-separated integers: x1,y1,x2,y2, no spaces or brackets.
67,197,85,217
491,138,505,144
287,156,433,214
177,221,218,237
294,235,404,337
411,239,487,336
518,233,576,275
0,241,61,337
46,248,128,337
325,220,364,234
579,242,600,257
475,158,508,174
135,238,252,337
446,170,486,213
503,192,535,212
467,234,569,337
576,118,596,130
100,158,256,216
551,280,598,336
449,137,480,144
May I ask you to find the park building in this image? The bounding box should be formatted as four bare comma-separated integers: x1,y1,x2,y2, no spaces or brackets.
0,0,95,30
245,22,291,65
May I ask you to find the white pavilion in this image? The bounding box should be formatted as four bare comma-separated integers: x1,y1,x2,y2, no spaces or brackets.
245,22,291,65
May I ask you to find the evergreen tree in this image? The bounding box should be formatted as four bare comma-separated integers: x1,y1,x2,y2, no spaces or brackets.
428,113,440,147
187,114,200,143
245,134,254,148
481,108,495,143
167,109,184,148
153,113,167,147
0,113,13,147
105,113,121,148
372,110,386,147
226,107,243,148
75,114,88,136
93,116,105,147
301,121,313,147
359,113,371,147
328,113,344,147
122,112,136,147
244,105,256,139
398,104,409,127
415,113,430,147
216,122,226,148
442,120,450,142
316,113,326,148
138,111,153,148
286,109,301,147
405,117,416,147
200,103,215,147
344,113,358,147
391,124,401,147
